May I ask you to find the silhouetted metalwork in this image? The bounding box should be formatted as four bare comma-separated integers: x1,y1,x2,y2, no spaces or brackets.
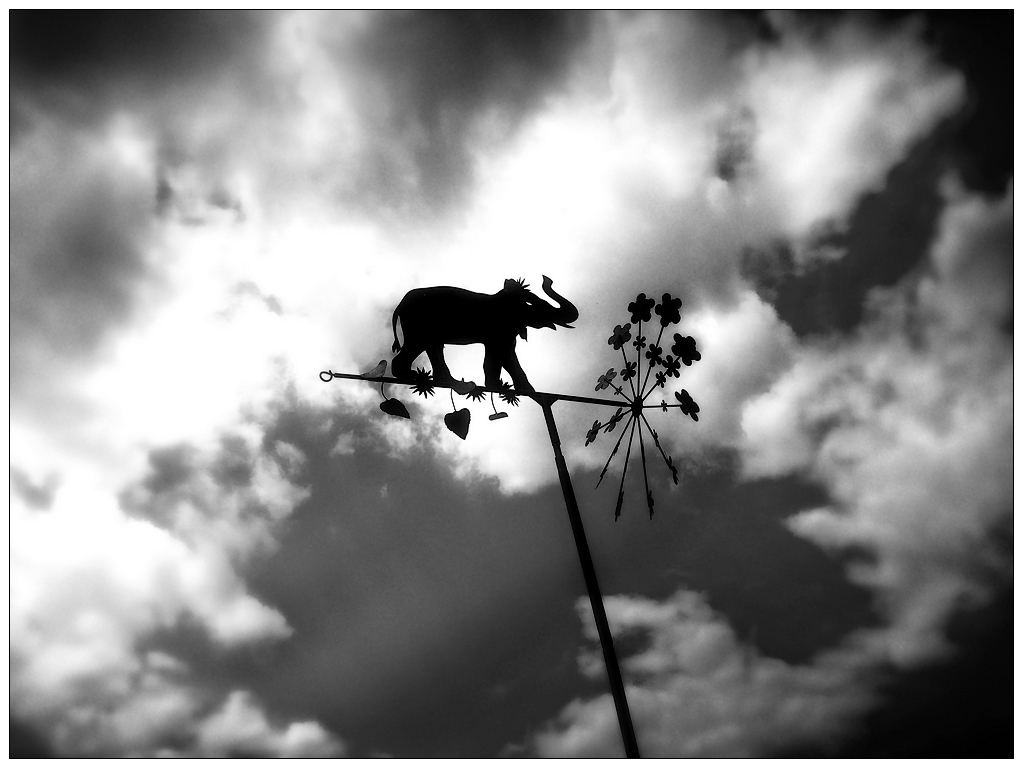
320,280,703,759
584,291,702,520
390,276,578,392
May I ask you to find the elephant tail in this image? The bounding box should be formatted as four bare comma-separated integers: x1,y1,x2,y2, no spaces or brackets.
391,304,402,353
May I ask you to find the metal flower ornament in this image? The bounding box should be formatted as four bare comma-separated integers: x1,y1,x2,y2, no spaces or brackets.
584,292,701,520
318,277,700,759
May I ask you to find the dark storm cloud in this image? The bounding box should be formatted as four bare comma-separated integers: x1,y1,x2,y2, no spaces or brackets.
905,10,1013,194
237,402,599,758
10,10,267,124
10,153,155,391
9,12,264,396
777,589,1012,757
740,137,947,336
338,10,594,212
119,443,200,530
142,444,200,495
10,718,54,758
161,400,885,758
740,11,1011,338
120,432,295,541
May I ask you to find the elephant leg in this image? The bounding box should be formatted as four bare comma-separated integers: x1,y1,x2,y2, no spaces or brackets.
425,345,455,385
392,344,422,381
503,348,535,393
482,347,504,389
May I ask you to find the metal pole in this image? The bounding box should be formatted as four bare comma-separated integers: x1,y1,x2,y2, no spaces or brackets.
535,394,641,759
320,370,643,755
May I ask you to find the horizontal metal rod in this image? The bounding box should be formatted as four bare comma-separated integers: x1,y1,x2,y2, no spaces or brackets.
320,370,636,409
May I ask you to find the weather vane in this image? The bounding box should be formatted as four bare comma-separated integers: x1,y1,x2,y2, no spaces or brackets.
320,276,701,759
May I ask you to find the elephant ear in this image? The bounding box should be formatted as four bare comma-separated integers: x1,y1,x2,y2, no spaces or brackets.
519,327,527,341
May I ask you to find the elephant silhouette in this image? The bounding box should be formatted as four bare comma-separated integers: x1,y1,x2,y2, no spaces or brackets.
391,276,578,393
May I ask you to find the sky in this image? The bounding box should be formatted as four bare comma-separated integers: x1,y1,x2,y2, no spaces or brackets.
8,10,1014,758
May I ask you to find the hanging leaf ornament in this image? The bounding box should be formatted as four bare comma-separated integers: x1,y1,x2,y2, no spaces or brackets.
380,398,411,419
444,408,471,439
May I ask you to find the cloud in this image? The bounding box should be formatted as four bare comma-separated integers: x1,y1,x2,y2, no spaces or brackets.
10,119,157,389
5,13,963,556
10,11,964,463
325,10,594,214
532,590,878,758
11,483,302,754
9,11,999,757
531,180,1012,755
195,691,346,758
661,290,797,451
121,432,311,557
742,181,1012,660
10,467,59,511
742,12,965,242
8,413,341,755
10,11,269,126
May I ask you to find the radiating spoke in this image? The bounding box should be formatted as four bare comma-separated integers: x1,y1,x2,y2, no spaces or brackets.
636,320,645,396
636,417,654,518
611,383,632,403
596,413,634,488
640,413,679,485
620,346,637,400
639,324,666,395
614,418,638,520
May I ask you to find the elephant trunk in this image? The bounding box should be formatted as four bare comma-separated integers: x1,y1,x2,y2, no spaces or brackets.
541,275,579,327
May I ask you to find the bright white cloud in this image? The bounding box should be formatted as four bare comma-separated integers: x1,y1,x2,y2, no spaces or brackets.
665,290,796,450
195,691,346,758
533,590,877,758
745,13,965,242
11,291,331,755
9,479,325,755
